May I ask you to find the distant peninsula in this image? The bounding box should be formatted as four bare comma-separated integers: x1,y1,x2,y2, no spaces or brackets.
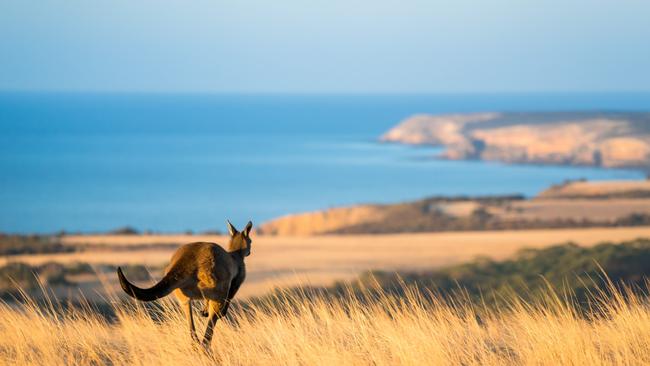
258,180,650,236
380,112,650,170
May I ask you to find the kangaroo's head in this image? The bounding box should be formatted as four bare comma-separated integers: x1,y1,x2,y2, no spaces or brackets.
226,220,253,257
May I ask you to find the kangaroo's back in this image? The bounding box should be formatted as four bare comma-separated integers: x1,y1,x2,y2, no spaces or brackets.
166,242,237,290
166,242,228,275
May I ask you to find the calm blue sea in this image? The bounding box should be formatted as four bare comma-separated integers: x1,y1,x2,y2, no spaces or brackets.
1,92,647,233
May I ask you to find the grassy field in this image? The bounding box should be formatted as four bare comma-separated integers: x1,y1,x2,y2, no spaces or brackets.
1,280,649,365
3,235,650,365
2,227,650,298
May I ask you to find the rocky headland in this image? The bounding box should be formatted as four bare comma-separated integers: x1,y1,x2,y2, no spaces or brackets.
380,112,650,169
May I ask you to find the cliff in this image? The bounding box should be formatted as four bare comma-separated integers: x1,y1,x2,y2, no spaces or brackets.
380,112,650,169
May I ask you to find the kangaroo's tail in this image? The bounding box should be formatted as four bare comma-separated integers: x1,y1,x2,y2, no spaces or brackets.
117,267,178,302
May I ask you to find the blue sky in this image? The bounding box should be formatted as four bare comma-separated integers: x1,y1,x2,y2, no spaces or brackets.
1,0,649,93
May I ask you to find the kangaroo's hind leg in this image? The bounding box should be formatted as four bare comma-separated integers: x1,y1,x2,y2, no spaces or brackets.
174,289,198,342
201,286,230,348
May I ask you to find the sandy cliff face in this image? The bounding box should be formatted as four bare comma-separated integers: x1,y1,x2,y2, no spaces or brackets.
256,205,388,236
380,112,650,168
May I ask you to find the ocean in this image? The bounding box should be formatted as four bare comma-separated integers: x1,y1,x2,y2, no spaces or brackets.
1,92,647,233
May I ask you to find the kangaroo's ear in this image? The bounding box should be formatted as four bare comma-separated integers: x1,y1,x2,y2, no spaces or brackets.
226,220,238,237
243,221,253,236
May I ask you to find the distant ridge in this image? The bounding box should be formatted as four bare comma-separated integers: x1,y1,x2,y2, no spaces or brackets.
258,181,650,236
538,179,650,199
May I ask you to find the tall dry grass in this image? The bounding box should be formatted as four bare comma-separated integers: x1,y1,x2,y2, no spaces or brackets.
1,280,649,365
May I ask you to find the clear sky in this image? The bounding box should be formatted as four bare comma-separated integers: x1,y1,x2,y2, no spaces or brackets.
1,0,649,93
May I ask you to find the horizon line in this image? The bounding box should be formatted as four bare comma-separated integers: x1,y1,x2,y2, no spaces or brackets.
2,89,650,97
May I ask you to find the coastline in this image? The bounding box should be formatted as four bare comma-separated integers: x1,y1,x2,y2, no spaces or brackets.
258,180,650,236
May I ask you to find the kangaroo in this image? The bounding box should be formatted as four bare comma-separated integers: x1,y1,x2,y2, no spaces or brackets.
117,220,253,347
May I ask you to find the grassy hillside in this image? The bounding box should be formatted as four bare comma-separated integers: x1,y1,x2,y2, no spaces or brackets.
264,238,650,309
369,239,650,306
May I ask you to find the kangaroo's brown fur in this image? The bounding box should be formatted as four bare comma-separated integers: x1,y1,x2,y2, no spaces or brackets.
117,220,253,347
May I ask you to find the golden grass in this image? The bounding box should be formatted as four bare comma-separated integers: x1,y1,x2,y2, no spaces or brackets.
1,280,650,365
